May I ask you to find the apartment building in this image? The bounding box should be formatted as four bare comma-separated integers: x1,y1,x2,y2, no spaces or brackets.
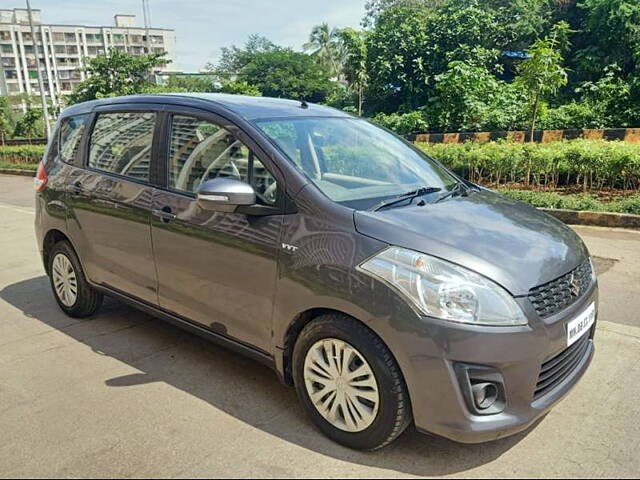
0,8,177,107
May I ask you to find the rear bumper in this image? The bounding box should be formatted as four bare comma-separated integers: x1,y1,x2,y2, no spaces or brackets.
399,283,598,444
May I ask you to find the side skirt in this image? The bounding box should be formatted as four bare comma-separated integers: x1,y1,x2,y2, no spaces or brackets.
93,284,276,370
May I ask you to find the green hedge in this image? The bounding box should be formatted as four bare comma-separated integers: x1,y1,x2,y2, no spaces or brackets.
498,189,640,215
419,139,640,191
0,145,45,164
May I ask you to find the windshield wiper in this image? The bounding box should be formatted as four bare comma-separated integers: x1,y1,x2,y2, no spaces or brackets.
434,181,470,204
369,186,441,212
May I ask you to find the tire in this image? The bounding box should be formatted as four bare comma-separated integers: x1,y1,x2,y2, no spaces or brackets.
48,240,102,317
292,313,412,450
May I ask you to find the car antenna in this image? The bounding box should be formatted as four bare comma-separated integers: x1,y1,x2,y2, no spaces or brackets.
300,98,309,109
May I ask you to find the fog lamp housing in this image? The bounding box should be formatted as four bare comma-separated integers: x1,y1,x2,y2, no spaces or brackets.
454,363,506,415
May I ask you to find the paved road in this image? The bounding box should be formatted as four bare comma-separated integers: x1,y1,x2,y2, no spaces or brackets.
1,174,639,478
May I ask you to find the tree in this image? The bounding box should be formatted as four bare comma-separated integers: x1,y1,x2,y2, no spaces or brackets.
516,22,569,143
216,80,261,96
575,0,640,79
209,34,277,74
68,49,169,104
365,0,503,113
164,74,216,92
0,97,14,143
361,0,440,27
337,28,368,115
13,106,41,139
242,48,332,102
303,23,344,78
365,4,433,112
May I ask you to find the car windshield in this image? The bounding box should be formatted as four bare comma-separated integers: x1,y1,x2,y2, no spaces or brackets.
255,117,458,210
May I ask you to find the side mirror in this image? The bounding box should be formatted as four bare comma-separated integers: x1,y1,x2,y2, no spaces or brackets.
197,177,256,213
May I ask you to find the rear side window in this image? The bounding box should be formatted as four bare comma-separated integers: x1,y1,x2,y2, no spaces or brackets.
59,114,89,164
88,112,155,182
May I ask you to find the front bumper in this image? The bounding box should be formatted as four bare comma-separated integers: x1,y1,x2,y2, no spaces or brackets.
400,282,598,444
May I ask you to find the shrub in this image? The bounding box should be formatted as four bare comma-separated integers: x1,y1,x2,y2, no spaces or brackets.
0,145,45,164
419,139,640,191
371,111,429,135
498,188,640,215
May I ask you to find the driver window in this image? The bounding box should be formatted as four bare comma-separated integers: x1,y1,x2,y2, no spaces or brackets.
168,115,278,204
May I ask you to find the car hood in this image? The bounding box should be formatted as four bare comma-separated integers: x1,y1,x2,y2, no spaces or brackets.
354,189,588,296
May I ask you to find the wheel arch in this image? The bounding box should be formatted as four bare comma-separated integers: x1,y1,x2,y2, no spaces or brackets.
280,307,407,392
42,229,72,274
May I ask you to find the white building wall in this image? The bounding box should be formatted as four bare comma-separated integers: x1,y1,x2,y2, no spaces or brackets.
0,8,177,106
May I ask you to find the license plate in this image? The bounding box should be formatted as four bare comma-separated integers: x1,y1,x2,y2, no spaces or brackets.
566,302,596,347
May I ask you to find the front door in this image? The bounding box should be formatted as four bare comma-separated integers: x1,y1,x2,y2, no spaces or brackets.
66,108,160,305
150,112,284,352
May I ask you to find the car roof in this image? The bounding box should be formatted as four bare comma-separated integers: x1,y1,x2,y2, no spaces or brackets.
61,93,353,121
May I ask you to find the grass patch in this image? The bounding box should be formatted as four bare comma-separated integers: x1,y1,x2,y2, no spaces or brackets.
0,161,37,171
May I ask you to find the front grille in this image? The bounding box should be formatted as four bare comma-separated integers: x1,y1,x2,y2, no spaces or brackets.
528,260,592,318
533,332,591,400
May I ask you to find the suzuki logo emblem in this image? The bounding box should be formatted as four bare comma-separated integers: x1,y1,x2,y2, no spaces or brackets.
569,273,581,297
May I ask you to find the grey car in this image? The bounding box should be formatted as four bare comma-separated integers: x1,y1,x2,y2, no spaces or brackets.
34,94,597,450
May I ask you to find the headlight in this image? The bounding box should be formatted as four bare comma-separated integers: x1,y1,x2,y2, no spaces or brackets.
358,247,527,326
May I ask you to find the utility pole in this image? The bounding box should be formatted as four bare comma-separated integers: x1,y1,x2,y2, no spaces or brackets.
26,0,50,138
142,0,151,54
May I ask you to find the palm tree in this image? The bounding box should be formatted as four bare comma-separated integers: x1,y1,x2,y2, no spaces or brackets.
303,23,344,79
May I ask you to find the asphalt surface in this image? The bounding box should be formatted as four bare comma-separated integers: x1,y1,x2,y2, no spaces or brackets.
1,174,639,478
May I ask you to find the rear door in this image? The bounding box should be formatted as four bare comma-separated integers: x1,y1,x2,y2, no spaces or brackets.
150,108,285,352
66,105,161,305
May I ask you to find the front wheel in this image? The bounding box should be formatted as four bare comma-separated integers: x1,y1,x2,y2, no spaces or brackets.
293,313,412,450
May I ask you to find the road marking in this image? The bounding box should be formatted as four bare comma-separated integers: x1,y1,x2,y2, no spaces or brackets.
0,204,35,215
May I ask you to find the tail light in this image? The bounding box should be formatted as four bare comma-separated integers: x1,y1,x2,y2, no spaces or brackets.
34,161,48,192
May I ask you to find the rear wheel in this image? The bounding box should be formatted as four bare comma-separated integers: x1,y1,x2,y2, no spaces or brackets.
48,241,102,317
293,313,411,450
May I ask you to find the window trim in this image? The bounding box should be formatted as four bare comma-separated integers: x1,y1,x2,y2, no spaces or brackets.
84,107,162,186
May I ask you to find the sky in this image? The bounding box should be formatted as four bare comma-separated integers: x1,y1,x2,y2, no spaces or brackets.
22,0,367,71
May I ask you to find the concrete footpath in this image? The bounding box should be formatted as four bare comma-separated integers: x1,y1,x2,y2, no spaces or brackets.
0,175,638,478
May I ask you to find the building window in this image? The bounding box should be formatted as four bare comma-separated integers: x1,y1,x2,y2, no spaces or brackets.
5,70,18,79
52,32,64,42
89,112,156,182
64,33,76,42
1,44,13,53
0,31,11,41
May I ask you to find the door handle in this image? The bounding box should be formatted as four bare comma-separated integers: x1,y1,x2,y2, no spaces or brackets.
152,207,177,223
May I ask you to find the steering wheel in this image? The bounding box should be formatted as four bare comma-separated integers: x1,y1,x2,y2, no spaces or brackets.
216,160,242,181
262,181,277,204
